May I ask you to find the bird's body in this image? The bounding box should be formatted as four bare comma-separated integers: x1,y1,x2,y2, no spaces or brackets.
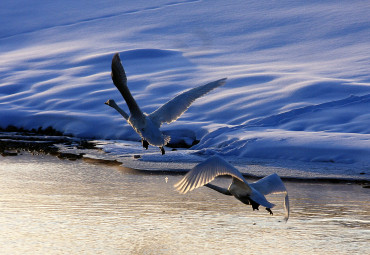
105,53,227,154
174,155,290,221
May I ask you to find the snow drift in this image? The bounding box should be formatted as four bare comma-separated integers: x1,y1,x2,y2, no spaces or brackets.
1,1,370,178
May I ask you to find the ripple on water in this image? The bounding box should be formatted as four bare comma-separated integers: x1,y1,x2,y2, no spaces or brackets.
0,153,369,254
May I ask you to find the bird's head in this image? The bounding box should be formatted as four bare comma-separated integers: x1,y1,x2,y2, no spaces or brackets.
105,99,116,107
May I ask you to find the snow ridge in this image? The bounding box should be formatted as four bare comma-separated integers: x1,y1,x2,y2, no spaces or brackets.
1,1,370,178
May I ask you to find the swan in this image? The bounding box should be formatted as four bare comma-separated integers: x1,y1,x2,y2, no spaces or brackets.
105,99,149,149
105,53,227,154
174,155,290,221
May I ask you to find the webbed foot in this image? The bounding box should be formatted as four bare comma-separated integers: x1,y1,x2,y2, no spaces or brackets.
160,147,165,155
251,200,260,211
266,208,273,215
142,139,149,150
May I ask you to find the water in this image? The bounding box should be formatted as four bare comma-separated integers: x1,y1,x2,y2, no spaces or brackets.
0,153,369,254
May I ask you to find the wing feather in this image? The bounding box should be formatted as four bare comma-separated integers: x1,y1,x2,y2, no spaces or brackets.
150,78,227,127
174,155,250,194
250,173,287,195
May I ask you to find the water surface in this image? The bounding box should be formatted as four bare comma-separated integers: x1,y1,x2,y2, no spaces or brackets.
0,153,369,254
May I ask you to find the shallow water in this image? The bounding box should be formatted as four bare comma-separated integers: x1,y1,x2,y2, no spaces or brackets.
0,153,369,255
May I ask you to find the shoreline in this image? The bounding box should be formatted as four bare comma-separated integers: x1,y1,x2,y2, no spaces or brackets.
82,156,370,186
1,131,369,187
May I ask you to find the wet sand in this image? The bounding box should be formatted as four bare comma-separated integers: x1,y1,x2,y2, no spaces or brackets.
0,153,369,254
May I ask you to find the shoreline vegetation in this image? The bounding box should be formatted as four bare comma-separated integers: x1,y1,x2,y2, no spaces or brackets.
1,125,369,187
0,125,94,160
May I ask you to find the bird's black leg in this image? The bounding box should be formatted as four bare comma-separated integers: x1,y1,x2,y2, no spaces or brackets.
251,200,260,211
160,146,165,155
142,139,149,150
266,208,273,215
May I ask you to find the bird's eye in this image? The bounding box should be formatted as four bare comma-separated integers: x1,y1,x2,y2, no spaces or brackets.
141,128,145,132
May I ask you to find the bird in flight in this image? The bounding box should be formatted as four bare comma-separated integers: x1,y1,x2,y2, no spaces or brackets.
105,53,226,154
174,155,290,221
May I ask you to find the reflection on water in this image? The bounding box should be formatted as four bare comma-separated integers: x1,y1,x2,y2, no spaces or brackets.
0,153,369,254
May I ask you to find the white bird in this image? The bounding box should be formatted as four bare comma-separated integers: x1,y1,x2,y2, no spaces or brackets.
105,53,227,154
174,155,290,221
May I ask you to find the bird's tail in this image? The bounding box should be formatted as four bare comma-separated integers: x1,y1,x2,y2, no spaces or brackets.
164,135,171,145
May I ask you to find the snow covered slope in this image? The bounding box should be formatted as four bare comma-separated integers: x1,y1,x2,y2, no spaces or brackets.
1,1,370,171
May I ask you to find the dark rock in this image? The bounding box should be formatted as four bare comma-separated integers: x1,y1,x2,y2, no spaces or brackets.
1,150,18,156
57,152,84,161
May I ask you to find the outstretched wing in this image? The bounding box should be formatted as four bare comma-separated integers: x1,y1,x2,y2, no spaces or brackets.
250,173,287,195
174,155,250,194
250,173,290,221
111,53,143,119
149,78,227,127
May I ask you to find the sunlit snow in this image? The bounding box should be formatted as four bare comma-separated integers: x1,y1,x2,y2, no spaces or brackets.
1,1,370,178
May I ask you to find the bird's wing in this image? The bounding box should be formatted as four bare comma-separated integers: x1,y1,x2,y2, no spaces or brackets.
111,53,143,119
174,155,250,194
250,173,289,221
250,173,287,195
149,78,227,127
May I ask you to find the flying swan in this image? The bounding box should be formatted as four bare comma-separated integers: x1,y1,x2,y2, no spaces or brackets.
105,53,227,154
174,155,290,221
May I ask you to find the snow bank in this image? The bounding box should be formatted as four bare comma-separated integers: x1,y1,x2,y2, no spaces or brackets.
1,1,370,177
